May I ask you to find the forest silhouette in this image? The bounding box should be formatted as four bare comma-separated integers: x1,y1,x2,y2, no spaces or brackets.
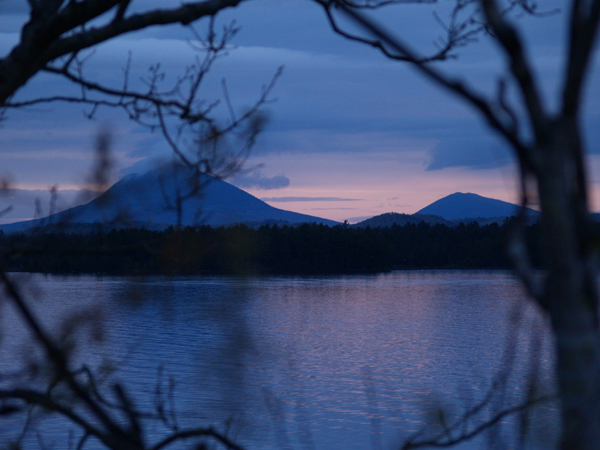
0,220,547,275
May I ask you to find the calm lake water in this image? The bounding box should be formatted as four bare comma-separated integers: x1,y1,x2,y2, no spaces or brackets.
0,271,558,449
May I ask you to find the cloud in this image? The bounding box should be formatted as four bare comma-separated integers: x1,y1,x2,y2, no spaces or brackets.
426,135,513,171
230,171,290,190
261,197,360,202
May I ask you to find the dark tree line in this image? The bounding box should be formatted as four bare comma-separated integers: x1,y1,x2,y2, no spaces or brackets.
0,221,548,275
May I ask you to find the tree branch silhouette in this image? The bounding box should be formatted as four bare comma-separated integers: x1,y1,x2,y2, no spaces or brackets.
330,0,600,447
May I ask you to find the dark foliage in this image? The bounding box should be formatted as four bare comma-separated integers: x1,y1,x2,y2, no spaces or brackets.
0,220,547,275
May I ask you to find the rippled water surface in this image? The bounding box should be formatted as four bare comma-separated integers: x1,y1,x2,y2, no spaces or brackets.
0,271,558,449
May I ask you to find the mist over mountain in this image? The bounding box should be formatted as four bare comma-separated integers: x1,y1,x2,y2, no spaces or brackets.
0,166,338,232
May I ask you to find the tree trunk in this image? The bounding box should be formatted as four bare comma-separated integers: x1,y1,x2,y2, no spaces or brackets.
536,118,600,449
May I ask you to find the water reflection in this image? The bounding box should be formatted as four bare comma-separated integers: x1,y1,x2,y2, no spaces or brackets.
0,271,557,449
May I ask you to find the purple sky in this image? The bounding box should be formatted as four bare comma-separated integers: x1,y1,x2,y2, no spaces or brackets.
1,0,599,223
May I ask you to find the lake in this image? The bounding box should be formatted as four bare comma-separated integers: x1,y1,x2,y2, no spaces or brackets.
0,271,558,449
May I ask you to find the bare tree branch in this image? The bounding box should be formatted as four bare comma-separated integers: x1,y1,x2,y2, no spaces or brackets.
0,267,248,449
0,387,115,448
4,28,282,180
150,427,246,450
562,0,600,116
0,0,247,105
402,395,554,449
507,169,545,303
480,0,548,142
403,309,554,448
327,2,600,447
317,0,485,63
0,269,137,449
332,1,533,166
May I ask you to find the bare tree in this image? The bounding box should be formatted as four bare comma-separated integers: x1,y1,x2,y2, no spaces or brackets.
0,1,282,175
319,0,600,448
0,269,248,450
0,1,276,448
0,1,244,105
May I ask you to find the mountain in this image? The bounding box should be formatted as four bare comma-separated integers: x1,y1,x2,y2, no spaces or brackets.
0,188,100,225
417,192,539,221
0,166,338,232
353,212,452,228
352,193,540,229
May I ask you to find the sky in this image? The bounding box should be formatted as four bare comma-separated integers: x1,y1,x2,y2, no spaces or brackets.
1,0,600,223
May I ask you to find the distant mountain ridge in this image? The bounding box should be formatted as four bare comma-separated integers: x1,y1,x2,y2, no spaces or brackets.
353,192,540,228
0,166,339,232
417,192,539,221
352,212,452,228
0,185,543,233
